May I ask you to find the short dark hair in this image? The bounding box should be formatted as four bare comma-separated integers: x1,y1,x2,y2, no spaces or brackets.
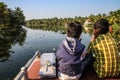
94,19,109,34
67,21,82,38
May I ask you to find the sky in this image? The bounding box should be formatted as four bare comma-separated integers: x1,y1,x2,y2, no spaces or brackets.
1,0,120,20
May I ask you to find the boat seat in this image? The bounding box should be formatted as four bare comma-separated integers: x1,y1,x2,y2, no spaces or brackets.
28,60,57,80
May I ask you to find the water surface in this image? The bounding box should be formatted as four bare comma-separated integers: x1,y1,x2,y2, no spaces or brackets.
0,26,91,80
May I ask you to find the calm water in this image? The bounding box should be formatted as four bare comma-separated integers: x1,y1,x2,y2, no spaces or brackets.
0,26,91,80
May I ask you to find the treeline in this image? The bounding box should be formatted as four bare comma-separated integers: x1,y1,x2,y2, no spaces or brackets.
26,9,120,30
26,17,84,31
0,2,25,27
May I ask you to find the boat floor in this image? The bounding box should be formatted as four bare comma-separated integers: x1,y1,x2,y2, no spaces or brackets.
28,60,120,80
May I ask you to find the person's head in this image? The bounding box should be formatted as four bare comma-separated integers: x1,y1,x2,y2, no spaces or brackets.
94,19,109,36
66,21,82,39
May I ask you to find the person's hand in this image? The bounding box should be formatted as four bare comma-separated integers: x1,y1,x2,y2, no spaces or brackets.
90,29,99,42
90,35,96,42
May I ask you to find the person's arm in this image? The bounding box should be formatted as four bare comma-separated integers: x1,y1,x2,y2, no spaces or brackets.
80,49,87,61
90,35,96,42
90,29,99,42
80,35,96,62
56,45,63,62
87,41,93,52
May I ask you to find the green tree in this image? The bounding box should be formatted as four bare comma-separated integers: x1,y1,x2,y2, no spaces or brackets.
0,2,25,27
0,2,9,27
14,7,25,26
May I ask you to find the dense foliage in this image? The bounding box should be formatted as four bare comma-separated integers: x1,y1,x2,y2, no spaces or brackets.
0,2,25,27
25,9,120,31
25,9,120,41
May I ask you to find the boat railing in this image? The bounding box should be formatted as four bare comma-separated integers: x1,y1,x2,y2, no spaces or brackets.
14,50,41,80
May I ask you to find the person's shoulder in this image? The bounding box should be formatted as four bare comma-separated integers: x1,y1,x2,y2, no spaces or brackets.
94,34,105,41
57,41,65,50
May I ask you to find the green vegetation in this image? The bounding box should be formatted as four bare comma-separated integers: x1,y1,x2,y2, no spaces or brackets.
25,9,120,42
108,24,120,42
25,9,120,31
25,17,85,31
0,2,26,61
0,2,25,27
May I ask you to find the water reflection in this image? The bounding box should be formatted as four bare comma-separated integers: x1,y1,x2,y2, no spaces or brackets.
27,26,66,34
0,27,26,62
1,26,119,80
84,29,93,36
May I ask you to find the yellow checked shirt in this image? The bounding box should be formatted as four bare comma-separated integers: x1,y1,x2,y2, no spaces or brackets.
88,34,120,78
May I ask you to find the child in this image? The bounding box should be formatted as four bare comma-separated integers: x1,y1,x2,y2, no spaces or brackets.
56,21,89,80
87,19,120,78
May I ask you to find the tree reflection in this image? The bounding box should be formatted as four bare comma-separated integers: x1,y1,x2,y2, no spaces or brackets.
0,27,26,62
28,26,66,34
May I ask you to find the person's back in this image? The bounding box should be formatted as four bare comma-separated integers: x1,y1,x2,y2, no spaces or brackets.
88,19,120,78
56,21,85,80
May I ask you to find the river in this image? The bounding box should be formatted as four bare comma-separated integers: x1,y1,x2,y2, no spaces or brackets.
0,26,91,80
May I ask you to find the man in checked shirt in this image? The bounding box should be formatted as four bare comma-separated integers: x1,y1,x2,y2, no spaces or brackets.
87,19,120,78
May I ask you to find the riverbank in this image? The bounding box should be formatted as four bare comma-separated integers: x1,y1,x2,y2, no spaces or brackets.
0,26,22,31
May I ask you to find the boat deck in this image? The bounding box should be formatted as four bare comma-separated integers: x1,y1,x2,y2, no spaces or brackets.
28,60,120,80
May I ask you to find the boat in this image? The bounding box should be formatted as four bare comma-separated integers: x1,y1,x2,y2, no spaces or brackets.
14,50,120,80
